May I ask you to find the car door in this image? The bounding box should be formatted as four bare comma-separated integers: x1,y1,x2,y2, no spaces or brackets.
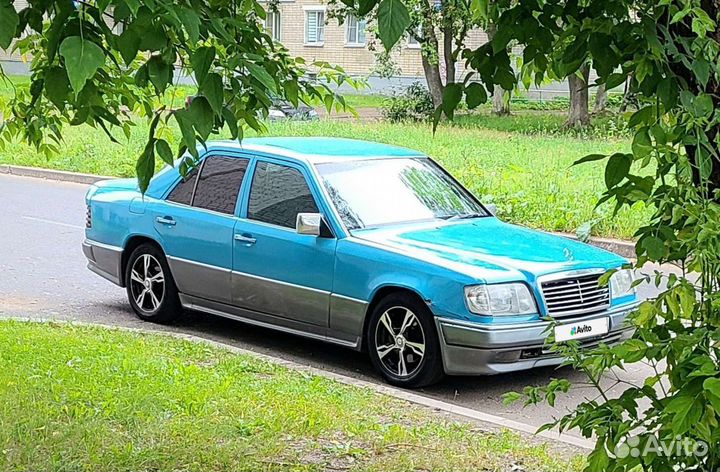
231,158,336,327
155,155,250,304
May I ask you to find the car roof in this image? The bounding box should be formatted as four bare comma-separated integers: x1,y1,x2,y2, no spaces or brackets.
207,137,426,164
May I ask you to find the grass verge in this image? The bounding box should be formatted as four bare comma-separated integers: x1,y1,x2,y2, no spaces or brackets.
0,75,647,238
0,320,581,471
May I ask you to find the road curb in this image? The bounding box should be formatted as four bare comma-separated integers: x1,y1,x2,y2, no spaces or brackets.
0,164,112,185
0,164,637,258
553,231,636,259
4,316,593,451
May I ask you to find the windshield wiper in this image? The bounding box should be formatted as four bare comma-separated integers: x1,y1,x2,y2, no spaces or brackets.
443,212,486,221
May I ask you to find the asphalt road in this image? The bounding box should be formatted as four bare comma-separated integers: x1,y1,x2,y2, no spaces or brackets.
0,173,670,438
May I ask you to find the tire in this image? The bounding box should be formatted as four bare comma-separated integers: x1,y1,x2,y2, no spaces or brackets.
367,292,444,388
125,243,181,323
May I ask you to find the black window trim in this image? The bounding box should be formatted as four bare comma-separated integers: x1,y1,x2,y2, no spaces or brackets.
246,158,328,233
164,153,249,218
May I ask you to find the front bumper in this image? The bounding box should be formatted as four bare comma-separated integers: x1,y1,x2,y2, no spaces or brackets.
435,303,639,375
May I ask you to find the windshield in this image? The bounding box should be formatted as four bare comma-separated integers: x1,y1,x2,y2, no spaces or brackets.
316,158,488,230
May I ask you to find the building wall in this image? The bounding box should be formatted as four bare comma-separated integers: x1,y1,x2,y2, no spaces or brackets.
268,0,488,80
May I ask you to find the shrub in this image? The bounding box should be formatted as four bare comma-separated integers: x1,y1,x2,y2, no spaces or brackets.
381,82,434,122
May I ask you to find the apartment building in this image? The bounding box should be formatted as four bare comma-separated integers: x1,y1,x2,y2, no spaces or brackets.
262,0,488,83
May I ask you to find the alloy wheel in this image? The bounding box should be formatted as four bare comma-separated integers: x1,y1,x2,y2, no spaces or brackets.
374,306,426,377
129,254,165,313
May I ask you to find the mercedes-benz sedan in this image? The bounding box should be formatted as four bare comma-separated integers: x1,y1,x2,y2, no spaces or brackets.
83,137,639,387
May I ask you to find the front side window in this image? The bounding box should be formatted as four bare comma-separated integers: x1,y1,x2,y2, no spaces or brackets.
192,156,249,215
305,10,325,44
316,158,487,230
346,14,366,45
248,162,319,228
265,10,281,40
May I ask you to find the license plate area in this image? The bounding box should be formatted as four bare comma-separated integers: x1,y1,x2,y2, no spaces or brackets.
554,317,609,342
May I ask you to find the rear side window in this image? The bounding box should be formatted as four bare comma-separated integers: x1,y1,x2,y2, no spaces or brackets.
248,162,319,228
166,167,198,205
192,156,249,215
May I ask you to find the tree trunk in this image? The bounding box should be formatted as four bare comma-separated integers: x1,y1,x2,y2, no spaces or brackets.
443,23,455,85
619,73,633,113
420,20,444,107
422,55,444,108
594,83,608,114
486,23,511,115
567,64,590,127
492,87,510,115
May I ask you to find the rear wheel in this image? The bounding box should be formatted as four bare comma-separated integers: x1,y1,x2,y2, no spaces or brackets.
367,292,444,388
125,243,181,323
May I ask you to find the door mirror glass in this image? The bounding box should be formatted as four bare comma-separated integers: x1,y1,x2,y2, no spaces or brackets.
296,213,322,236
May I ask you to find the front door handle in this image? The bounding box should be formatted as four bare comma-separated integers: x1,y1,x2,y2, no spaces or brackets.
234,234,256,245
156,216,176,226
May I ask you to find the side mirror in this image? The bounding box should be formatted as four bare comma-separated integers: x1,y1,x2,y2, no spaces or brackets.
296,213,322,236
486,204,498,216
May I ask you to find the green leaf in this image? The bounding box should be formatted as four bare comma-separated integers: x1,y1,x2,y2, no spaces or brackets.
572,153,607,166
245,62,277,93
117,28,140,66
0,1,19,49
696,145,712,180
191,46,216,86
704,378,720,397
627,106,655,128
614,339,647,363
377,0,410,50
174,109,197,157
155,139,174,166
605,152,632,188
442,83,462,119
465,82,487,109
693,93,713,118
692,58,710,88
632,128,653,158
642,235,665,260
178,7,201,43
188,96,214,140
59,36,106,96
43,66,71,108
136,145,155,194
147,56,171,94
202,73,224,116
357,0,377,16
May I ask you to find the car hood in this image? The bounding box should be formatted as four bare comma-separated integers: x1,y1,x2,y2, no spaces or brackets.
351,217,626,283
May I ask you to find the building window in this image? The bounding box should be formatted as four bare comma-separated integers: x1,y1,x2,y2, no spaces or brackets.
265,10,281,41
345,14,366,46
305,10,325,45
407,25,421,48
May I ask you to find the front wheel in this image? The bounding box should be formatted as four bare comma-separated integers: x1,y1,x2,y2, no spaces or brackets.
125,243,181,323
367,293,444,388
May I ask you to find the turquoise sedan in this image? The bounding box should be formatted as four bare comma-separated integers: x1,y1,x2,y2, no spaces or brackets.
83,137,639,387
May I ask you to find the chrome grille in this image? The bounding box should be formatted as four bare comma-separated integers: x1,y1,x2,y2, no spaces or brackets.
540,272,610,317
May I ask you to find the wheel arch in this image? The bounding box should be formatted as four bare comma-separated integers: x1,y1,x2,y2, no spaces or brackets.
120,235,165,287
360,284,433,352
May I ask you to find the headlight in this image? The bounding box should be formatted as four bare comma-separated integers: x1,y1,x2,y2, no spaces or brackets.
610,269,636,299
464,283,537,316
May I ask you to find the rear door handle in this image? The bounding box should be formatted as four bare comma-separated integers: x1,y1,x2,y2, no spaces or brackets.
156,216,176,226
234,234,256,245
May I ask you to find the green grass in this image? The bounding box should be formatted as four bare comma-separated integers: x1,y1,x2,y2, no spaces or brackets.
340,93,387,109
0,73,647,239
0,320,581,471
